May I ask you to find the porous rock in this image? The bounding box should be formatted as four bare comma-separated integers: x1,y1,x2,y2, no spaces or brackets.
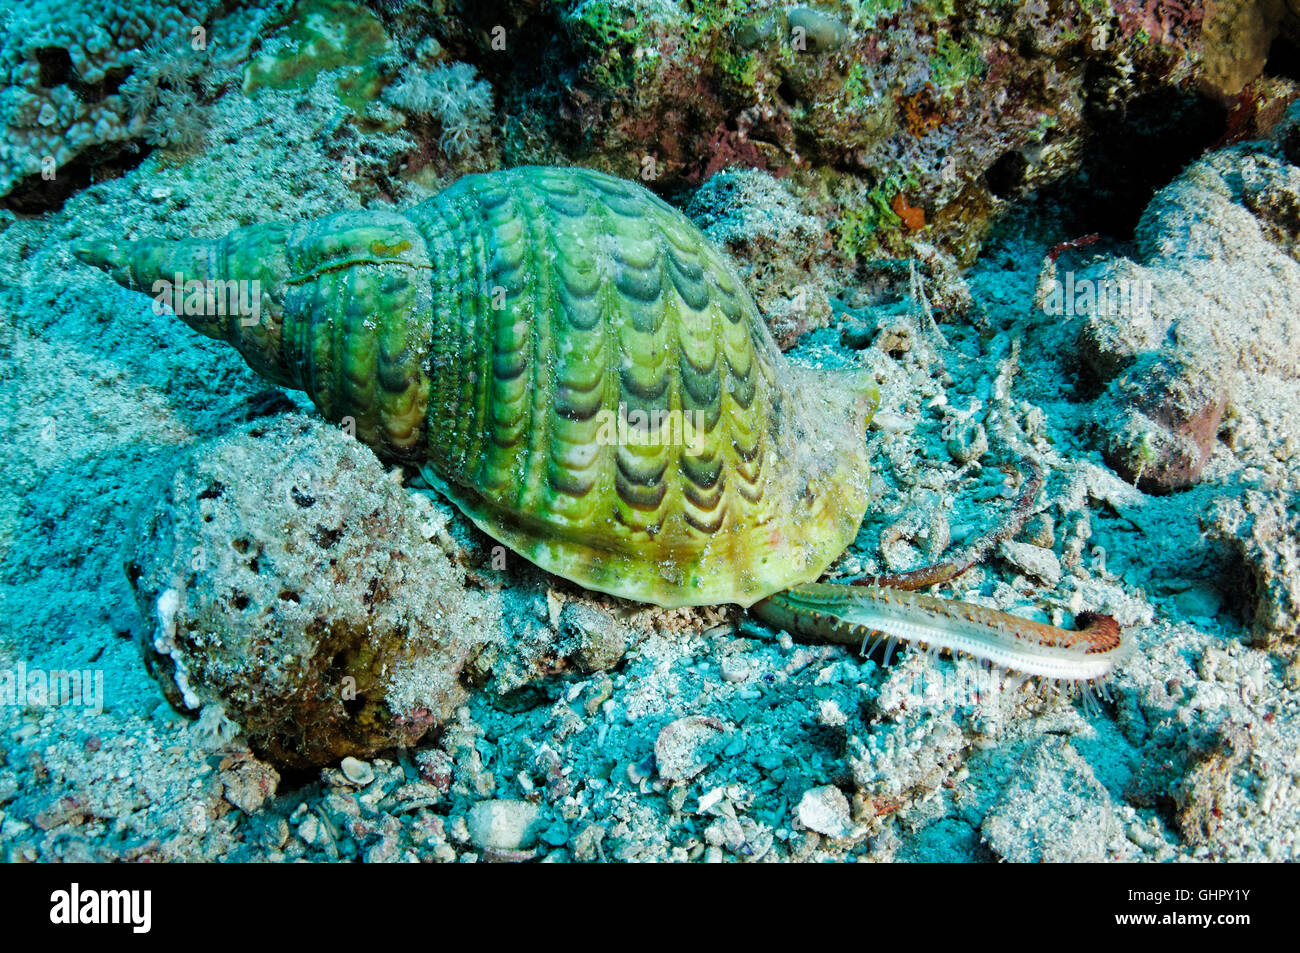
558,600,633,673
125,414,501,769
687,168,832,348
654,715,728,783
1174,724,1252,847
1091,352,1227,492
220,758,280,815
998,540,1062,587
796,785,854,840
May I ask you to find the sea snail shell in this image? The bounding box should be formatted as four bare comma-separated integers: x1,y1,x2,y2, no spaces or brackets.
76,166,879,609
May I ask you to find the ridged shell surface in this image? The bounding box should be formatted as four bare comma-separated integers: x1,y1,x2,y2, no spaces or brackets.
77,167,877,608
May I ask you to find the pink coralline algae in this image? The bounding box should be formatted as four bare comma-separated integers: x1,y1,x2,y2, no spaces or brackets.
1115,0,1206,48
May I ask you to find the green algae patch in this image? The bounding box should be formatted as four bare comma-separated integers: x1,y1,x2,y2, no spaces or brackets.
929,29,986,90
837,181,905,256
243,0,392,111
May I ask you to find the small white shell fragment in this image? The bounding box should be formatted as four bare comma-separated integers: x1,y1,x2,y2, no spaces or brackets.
655,716,728,782
466,799,541,851
998,540,1062,586
697,787,725,814
339,756,375,786
797,785,854,839
869,411,910,433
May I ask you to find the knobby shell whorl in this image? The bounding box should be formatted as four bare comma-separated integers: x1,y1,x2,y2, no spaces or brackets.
76,166,878,607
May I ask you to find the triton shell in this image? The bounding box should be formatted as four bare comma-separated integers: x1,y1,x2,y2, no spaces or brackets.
76,166,877,608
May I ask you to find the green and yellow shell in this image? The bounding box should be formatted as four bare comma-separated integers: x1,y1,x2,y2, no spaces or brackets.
76,166,877,608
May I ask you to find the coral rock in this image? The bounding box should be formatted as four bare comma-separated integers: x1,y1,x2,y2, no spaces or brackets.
558,601,633,673
220,759,280,815
796,785,854,839
982,737,1136,862
1077,145,1300,489
1203,490,1300,649
1094,353,1227,492
465,799,542,852
687,168,833,348
654,715,728,783
125,414,501,769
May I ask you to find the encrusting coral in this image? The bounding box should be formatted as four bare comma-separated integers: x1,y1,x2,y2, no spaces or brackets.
0,0,250,208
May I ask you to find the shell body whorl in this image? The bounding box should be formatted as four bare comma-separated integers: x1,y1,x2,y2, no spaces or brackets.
78,166,877,608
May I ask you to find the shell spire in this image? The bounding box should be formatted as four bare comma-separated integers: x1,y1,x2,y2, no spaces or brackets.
74,224,296,388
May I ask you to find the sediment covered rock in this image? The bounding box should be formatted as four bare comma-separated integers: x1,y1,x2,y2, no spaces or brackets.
124,414,502,769
1203,489,1300,650
1073,143,1300,490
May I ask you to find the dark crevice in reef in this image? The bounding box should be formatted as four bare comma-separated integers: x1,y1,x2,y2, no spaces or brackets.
436,0,569,90
1048,82,1228,240
36,45,128,103
0,140,153,215
984,149,1029,201
34,46,75,87
1265,33,1300,82
986,70,1227,250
